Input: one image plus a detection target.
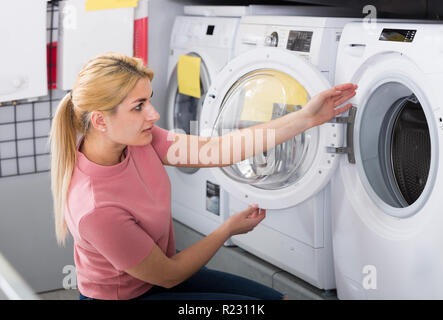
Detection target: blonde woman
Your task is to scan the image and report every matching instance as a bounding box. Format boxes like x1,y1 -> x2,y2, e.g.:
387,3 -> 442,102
50,52 -> 356,300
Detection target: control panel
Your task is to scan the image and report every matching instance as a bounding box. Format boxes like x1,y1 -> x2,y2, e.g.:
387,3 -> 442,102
258,26 -> 316,62
238,25 -> 316,60
236,22 -> 343,84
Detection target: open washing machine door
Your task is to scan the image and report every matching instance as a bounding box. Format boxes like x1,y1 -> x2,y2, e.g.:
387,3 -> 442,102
166,52 -> 211,174
200,47 -> 342,210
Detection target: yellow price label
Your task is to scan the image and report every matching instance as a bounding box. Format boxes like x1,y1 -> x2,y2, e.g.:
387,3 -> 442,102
177,55 -> 201,99
85,0 -> 138,11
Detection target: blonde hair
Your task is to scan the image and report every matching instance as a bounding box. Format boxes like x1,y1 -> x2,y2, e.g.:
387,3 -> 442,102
50,52 -> 154,246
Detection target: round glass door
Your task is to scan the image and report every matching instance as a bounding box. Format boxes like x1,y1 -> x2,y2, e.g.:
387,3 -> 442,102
213,69 -> 314,190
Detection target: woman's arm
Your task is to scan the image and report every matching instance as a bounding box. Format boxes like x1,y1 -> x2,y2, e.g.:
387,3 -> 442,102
162,83 -> 357,168
125,205 -> 265,288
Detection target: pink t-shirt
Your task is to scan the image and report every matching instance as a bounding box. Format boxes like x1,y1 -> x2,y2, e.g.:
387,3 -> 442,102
65,125 -> 175,300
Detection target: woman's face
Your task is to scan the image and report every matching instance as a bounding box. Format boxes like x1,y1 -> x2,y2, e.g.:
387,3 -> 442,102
105,77 -> 160,146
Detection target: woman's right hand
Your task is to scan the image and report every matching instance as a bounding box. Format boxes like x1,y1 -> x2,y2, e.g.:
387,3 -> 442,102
223,204 -> 266,237
300,83 -> 357,128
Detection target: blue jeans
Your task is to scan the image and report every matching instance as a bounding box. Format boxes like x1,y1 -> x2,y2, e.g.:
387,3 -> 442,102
79,267 -> 284,300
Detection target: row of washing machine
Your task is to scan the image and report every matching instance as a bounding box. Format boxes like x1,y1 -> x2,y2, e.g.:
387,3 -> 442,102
164,6 -> 443,299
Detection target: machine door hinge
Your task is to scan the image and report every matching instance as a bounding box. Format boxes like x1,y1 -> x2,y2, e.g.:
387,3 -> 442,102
326,106 -> 356,164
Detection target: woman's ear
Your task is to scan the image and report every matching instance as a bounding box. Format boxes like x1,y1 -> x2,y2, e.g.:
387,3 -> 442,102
90,111 -> 107,132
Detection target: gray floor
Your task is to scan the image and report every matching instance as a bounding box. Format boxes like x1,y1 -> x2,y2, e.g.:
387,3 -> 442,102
38,288 -> 79,300
38,219 -> 336,300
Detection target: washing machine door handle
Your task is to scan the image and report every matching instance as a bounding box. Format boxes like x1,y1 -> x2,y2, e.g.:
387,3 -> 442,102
326,106 -> 357,164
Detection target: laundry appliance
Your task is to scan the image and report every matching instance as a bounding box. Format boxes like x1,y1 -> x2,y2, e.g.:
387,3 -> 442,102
165,6 -> 359,244
199,16 -> 358,289
331,21 -> 443,299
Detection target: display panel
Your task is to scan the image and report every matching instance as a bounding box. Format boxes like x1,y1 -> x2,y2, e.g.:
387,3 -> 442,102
379,28 -> 416,42
286,30 -> 313,52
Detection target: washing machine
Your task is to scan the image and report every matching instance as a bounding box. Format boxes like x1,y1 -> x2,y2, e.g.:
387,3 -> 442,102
165,12 -> 242,244
165,6 -> 350,244
331,21 -> 443,299
199,16 -> 358,290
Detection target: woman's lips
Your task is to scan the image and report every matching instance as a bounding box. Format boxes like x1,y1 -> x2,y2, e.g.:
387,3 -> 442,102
142,127 -> 152,134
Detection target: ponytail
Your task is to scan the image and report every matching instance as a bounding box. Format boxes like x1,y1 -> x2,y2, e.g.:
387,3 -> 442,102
50,93 -> 78,246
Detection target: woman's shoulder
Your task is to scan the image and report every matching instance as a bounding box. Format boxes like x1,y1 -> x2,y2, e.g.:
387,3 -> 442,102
67,168 -> 95,219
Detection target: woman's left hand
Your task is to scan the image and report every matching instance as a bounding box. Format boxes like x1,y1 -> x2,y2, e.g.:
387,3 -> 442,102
301,83 -> 357,128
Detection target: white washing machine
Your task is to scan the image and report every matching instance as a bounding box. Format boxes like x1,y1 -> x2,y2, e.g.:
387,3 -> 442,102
199,16 -> 358,290
164,5 -> 347,244
165,13 -> 241,244
332,21 -> 443,299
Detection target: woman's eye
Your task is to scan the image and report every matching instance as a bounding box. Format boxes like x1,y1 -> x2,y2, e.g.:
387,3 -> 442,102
134,103 -> 143,111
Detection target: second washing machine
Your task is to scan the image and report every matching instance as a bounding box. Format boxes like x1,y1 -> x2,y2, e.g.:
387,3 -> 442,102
199,16 -> 358,290
165,5 -> 350,245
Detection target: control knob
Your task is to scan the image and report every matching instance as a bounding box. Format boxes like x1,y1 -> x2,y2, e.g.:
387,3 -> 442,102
264,32 -> 279,47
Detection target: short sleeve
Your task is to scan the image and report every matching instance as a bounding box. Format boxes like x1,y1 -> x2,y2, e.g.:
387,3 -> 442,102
150,125 -> 175,160
78,207 -> 155,271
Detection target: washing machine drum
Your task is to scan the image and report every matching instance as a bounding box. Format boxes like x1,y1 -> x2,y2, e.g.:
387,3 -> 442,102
361,86 -> 431,209
389,97 -> 430,205
174,89 -> 203,135
212,69 -> 312,190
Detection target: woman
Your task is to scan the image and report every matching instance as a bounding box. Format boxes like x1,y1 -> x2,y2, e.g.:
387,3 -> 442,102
50,52 -> 356,300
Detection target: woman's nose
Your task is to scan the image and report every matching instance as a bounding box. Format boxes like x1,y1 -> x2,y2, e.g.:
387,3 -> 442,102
145,105 -> 160,122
